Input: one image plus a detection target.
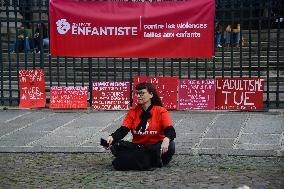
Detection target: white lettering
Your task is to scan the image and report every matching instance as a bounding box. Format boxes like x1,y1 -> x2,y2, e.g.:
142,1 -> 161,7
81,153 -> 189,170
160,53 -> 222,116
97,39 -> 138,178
71,25 -> 138,36
222,91 -> 231,105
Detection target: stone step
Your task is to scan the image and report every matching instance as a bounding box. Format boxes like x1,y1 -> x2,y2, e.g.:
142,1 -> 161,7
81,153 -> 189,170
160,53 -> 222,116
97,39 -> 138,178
0,50 -> 281,58
1,81 -> 283,99
1,90 -> 283,108
1,58 -> 283,66
2,77 -> 282,85
1,53 -> 283,63
1,53 -> 283,60
1,39 -> 283,49
1,62 -> 283,74
2,70 -> 283,83
1,63 -> 283,76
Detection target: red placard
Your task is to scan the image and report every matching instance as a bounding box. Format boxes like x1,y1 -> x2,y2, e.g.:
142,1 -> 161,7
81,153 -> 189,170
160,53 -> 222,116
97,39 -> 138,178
50,86 -> 88,109
133,76 -> 178,110
215,78 -> 264,110
50,0 -> 215,58
19,69 -> 46,108
92,82 -> 130,110
178,79 -> 215,110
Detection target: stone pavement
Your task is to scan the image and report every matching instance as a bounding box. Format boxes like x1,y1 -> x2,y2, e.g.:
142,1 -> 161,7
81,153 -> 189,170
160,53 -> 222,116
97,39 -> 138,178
1,153 -> 283,188
0,108 -> 283,157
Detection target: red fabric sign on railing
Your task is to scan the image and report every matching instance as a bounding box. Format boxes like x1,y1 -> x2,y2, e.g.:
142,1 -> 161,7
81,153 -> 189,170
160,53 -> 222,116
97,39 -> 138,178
50,86 -> 88,109
19,69 -> 46,108
92,82 -> 130,110
215,78 -> 264,110
50,0 -> 215,58
178,79 -> 215,110
133,76 -> 178,110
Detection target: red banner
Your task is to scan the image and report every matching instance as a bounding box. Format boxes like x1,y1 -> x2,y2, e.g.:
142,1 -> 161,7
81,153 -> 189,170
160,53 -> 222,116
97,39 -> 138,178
19,69 -> 46,108
50,0 -> 215,58
92,82 -> 130,110
133,76 -> 178,110
178,79 -> 215,110
50,86 -> 88,109
215,78 -> 264,110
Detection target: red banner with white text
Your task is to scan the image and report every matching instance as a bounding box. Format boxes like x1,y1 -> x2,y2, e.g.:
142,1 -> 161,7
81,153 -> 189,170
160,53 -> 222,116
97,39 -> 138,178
50,0 -> 215,58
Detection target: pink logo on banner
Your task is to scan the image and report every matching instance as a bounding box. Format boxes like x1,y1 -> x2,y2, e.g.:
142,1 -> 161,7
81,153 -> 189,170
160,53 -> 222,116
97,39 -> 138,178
92,82 -> 130,110
50,86 -> 88,109
19,69 -> 46,108
178,79 -> 215,110
133,76 -> 178,110
215,78 -> 264,110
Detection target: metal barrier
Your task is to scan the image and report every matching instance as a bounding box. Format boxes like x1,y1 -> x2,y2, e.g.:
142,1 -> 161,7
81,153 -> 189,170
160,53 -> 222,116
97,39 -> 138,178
0,0 -> 283,108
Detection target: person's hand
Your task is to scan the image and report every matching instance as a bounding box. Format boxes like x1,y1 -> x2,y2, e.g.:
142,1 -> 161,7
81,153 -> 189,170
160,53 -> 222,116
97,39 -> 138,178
161,137 -> 170,155
106,136 -> 114,147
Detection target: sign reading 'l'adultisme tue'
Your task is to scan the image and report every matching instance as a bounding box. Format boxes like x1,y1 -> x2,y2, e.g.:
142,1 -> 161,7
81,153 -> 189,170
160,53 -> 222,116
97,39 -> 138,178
215,78 -> 264,110
50,0 -> 215,58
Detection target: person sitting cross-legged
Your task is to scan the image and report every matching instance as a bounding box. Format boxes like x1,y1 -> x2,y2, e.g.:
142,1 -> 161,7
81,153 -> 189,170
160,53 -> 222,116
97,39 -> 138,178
104,82 -> 176,171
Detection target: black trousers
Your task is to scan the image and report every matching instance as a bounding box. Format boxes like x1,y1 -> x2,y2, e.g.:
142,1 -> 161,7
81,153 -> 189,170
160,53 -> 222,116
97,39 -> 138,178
111,140 -> 175,171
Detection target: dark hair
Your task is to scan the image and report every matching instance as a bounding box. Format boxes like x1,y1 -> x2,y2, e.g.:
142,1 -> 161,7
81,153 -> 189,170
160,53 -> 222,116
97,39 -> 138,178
135,82 -> 163,107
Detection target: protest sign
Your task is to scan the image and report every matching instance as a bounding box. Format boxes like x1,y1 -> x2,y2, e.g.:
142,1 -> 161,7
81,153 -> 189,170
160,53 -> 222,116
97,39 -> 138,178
50,86 -> 88,109
19,69 -> 46,108
178,79 -> 215,110
215,78 -> 264,110
133,76 -> 178,110
92,82 -> 130,110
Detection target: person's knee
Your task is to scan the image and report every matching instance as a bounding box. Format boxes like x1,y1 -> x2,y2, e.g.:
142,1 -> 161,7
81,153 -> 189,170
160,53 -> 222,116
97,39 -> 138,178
112,152 -> 151,171
112,157 -> 127,171
168,140 -> 175,154
43,38 -> 49,46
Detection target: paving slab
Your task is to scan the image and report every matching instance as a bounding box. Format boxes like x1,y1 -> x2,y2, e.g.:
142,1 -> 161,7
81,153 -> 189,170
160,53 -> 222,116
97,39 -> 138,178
176,114 -> 216,134
239,133 -> 281,145
0,109 -> 283,157
0,111 -> 51,136
205,114 -> 248,138
243,114 -> 284,134
0,110 -> 31,123
236,143 -> 281,151
199,138 -> 235,149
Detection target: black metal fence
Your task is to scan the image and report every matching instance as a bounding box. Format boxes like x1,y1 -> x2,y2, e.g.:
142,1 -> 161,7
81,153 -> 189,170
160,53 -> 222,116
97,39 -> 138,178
0,0 -> 284,108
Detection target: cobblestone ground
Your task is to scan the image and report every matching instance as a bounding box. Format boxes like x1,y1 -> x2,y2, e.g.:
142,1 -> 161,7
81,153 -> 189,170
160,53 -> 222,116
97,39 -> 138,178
0,153 -> 283,189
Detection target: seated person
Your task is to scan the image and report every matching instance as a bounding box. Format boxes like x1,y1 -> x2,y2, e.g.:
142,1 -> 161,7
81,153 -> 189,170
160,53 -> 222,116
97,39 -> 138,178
233,23 -> 241,47
225,23 -> 241,47
33,23 -> 49,53
215,21 -> 223,48
11,24 -> 32,53
225,24 -> 232,47
104,82 -> 176,171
